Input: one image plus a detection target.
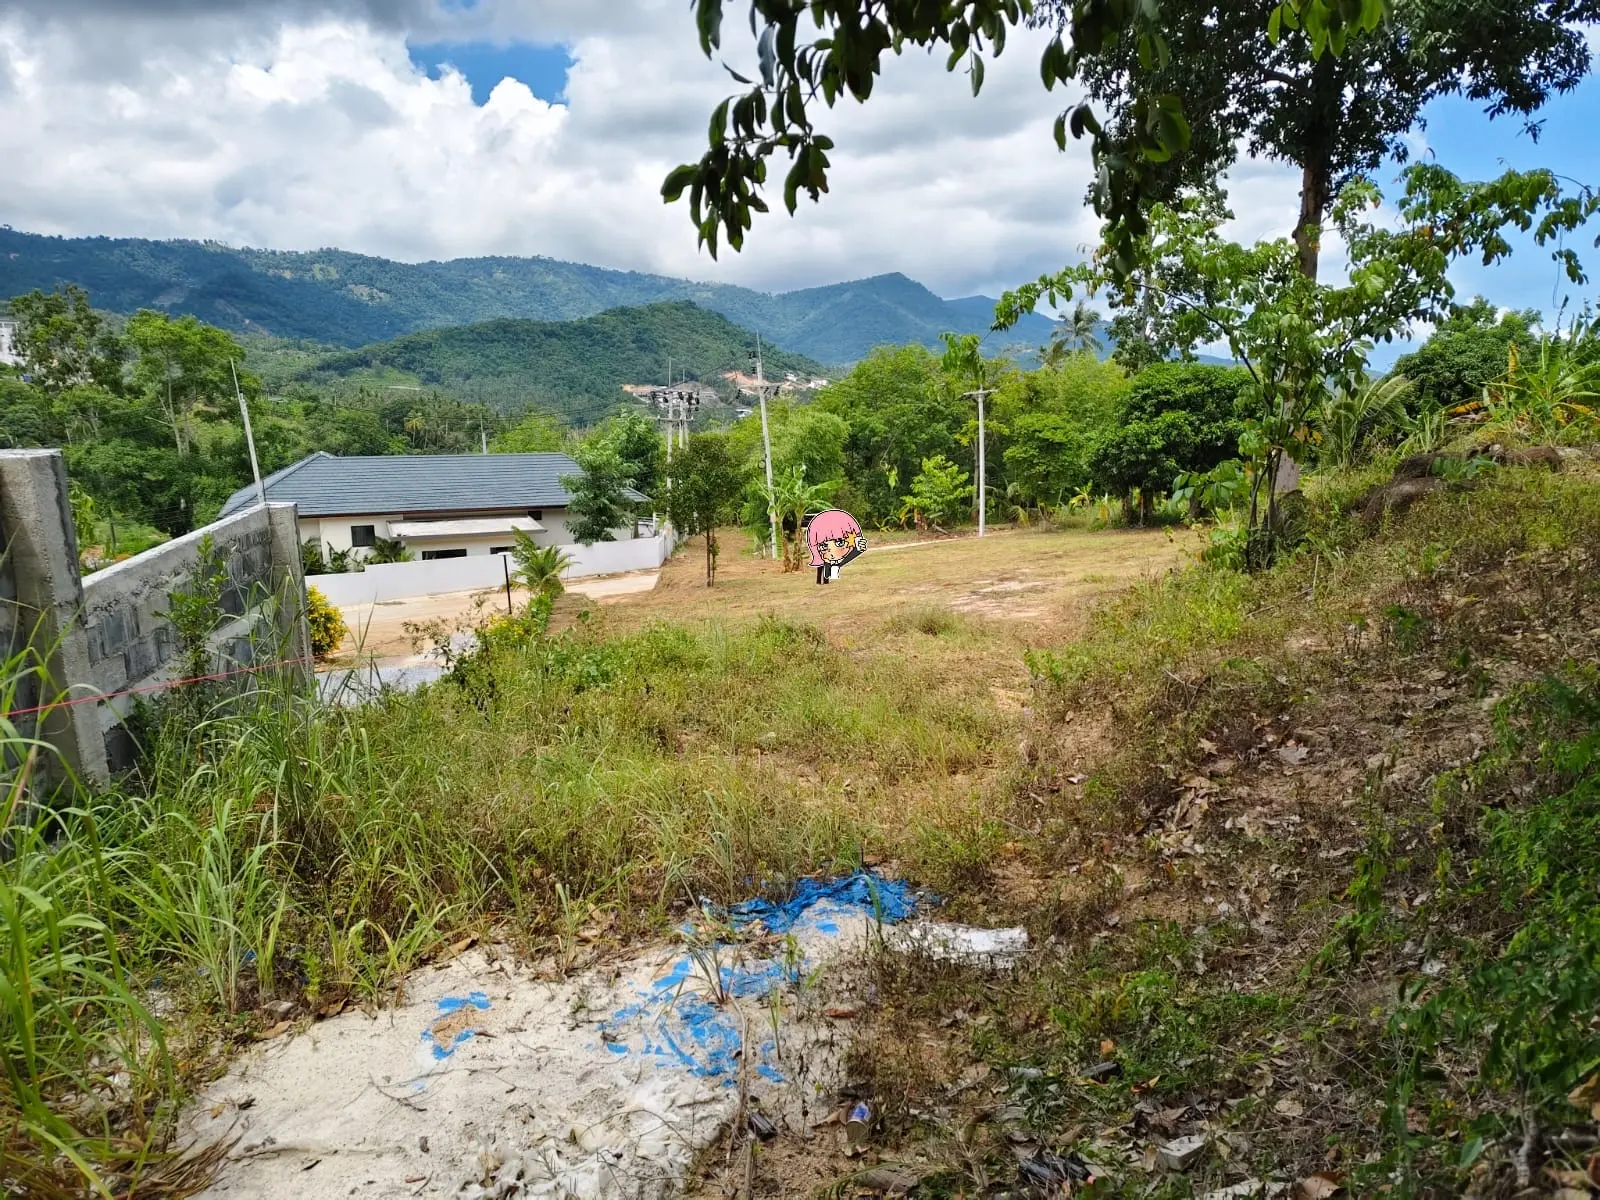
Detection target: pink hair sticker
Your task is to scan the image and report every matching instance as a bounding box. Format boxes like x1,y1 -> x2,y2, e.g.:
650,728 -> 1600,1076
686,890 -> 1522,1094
805,509 -> 866,583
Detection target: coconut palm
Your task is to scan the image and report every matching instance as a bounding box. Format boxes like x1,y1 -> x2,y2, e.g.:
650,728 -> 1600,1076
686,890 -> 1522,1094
1040,301 -> 1104,367
510,531 -> 574,597
1318,374 -> 1414,467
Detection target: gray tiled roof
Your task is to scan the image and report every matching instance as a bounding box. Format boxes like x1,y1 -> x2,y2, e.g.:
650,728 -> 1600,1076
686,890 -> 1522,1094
219,451 -> 648,518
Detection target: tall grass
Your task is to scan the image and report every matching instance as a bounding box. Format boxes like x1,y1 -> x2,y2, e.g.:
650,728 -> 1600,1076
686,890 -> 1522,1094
2,605 -> 1011,1192
0,649 -> 172,1197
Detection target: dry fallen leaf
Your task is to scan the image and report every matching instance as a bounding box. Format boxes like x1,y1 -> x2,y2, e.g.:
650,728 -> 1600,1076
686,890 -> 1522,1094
1274,1097 -> 1305,1118
1296,1172 -> 1341,1199
1276,745 -> 1310,766
1568,1073 -> 1600,1112
254,1020 -> 293,1041
1546,1167 -> 1593,1190
448,934 -> 477,956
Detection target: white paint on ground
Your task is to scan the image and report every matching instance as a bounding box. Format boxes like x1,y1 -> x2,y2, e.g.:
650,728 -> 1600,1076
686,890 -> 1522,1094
886,922 -> 1030,969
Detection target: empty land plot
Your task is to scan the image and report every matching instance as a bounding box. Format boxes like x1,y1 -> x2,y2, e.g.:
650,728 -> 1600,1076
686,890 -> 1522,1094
581,525 -> 1192,645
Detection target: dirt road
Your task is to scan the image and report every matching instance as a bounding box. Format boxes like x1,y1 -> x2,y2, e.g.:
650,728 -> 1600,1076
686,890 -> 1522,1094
333,570 -> 659,662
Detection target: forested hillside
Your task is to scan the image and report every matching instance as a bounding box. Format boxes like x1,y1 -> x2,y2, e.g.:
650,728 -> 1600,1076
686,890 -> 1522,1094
0,227 -> 1059,361
296,301 -> 828,425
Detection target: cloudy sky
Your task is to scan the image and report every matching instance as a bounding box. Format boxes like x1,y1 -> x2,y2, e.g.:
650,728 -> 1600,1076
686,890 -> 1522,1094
0,0 -> 1595,318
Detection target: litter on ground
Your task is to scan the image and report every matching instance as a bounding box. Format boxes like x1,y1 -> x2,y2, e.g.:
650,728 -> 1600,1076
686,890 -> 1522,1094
183,872 -> 962,1200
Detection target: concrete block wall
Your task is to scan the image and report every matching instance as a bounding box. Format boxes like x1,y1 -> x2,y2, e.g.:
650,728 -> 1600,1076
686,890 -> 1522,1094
0,450 -> 311,786
82,504 -> 310,772
0,450 -> 102,784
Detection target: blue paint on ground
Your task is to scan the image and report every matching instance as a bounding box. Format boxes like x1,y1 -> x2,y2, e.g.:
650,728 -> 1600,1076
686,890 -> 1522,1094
421,991 -> 492,1061
597,872 -> 918,1084
728,873 -> 917,935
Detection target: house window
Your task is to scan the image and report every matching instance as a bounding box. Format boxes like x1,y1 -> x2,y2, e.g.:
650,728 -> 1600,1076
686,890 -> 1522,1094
350,524 -> 376,548
490,546 -> 514,556
527,509 -> 543,521
421,548 -> 468,561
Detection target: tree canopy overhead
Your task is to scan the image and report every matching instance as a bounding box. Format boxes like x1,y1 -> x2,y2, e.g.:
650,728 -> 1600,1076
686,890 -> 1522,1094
1037,0 -> 1600,277
666,0 -> 1389,275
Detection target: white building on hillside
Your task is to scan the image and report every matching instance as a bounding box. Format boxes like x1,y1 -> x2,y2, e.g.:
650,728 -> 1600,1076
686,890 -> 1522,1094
0,319 -> 20,367
219,451 -> 650,564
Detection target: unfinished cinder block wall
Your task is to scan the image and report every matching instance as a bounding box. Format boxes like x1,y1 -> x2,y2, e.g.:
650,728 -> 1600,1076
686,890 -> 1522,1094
0,449 -> 311,786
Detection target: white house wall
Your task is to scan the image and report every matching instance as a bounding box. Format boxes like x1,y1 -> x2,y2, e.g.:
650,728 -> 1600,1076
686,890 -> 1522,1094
307,535 -> 671,606
303,509 -> 602,562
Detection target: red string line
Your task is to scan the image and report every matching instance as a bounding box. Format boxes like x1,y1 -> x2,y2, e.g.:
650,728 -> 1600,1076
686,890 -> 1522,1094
3,656 -> 317,719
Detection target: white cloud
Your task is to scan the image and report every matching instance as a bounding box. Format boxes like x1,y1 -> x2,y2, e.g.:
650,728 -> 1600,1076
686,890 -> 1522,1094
0,1 -> 1122,299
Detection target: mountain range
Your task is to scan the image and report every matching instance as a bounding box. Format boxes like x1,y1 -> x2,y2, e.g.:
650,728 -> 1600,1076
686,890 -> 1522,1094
0,227 -> 1059,365
276,301 -> 830,426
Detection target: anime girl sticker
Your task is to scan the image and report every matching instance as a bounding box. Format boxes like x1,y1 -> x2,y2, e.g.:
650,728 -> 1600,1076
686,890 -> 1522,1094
806,509 -> 867,584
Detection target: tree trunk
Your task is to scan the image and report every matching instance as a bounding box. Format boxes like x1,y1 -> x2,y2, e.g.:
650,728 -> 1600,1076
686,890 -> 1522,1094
704,529 -> 715,586
1293,54 -> 1338,281
1294,159 -> 1330,280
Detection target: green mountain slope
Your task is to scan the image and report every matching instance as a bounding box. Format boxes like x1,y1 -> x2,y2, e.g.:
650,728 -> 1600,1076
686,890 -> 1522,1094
295,301 -> 827,425
0,228 -> 1059,363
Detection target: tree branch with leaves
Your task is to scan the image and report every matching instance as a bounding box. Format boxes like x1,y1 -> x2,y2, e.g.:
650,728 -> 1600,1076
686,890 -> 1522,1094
665,0 -> 1388,277
996,162 -> 1599,564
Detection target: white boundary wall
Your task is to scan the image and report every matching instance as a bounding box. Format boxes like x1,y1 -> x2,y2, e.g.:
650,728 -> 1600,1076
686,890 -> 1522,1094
308,536 -> 671,607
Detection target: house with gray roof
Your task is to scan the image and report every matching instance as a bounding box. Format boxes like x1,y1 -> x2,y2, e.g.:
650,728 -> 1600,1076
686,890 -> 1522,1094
220,451 -> 649,564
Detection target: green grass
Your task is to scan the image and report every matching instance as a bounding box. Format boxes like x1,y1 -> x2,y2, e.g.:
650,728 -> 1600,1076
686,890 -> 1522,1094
1,605 -> 1014,1193
1333,671 -> 1600,1193
11,461 -> 1600,1195
942,461 -> 1600,1195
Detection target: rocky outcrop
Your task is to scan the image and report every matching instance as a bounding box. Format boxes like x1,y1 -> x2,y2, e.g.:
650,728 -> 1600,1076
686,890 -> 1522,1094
1355,444 -> 1569,526
1360,475 -> 1447,525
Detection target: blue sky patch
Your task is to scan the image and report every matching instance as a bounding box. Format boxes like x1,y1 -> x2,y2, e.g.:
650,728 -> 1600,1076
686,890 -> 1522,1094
408,40 -> 573,106
1393,79 -> 1600,326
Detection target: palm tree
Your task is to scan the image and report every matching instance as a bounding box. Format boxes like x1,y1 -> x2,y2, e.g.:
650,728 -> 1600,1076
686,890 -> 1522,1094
770,465 -> 837,571
1318,374 -> 1414,467
510,530 -> 574,597
1041,301 -> 1104,367
365,535 -> 413,564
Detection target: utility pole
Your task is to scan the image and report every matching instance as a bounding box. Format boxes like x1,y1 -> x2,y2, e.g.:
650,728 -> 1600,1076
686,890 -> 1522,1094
664,356 -> 674,458
752,336 -> 777,559
961,388 -> 993,537
232,360 -> 266,509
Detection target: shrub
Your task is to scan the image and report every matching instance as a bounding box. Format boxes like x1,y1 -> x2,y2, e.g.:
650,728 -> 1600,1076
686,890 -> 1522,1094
1089,362 -> 1252,518
510,532 -> 573,597
306,585 -> 348,659
900,454 -> 973,528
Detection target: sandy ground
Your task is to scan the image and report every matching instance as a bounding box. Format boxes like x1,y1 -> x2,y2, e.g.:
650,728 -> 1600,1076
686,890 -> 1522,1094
334,571 -> 659,664
182,883 -> 1021,1200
